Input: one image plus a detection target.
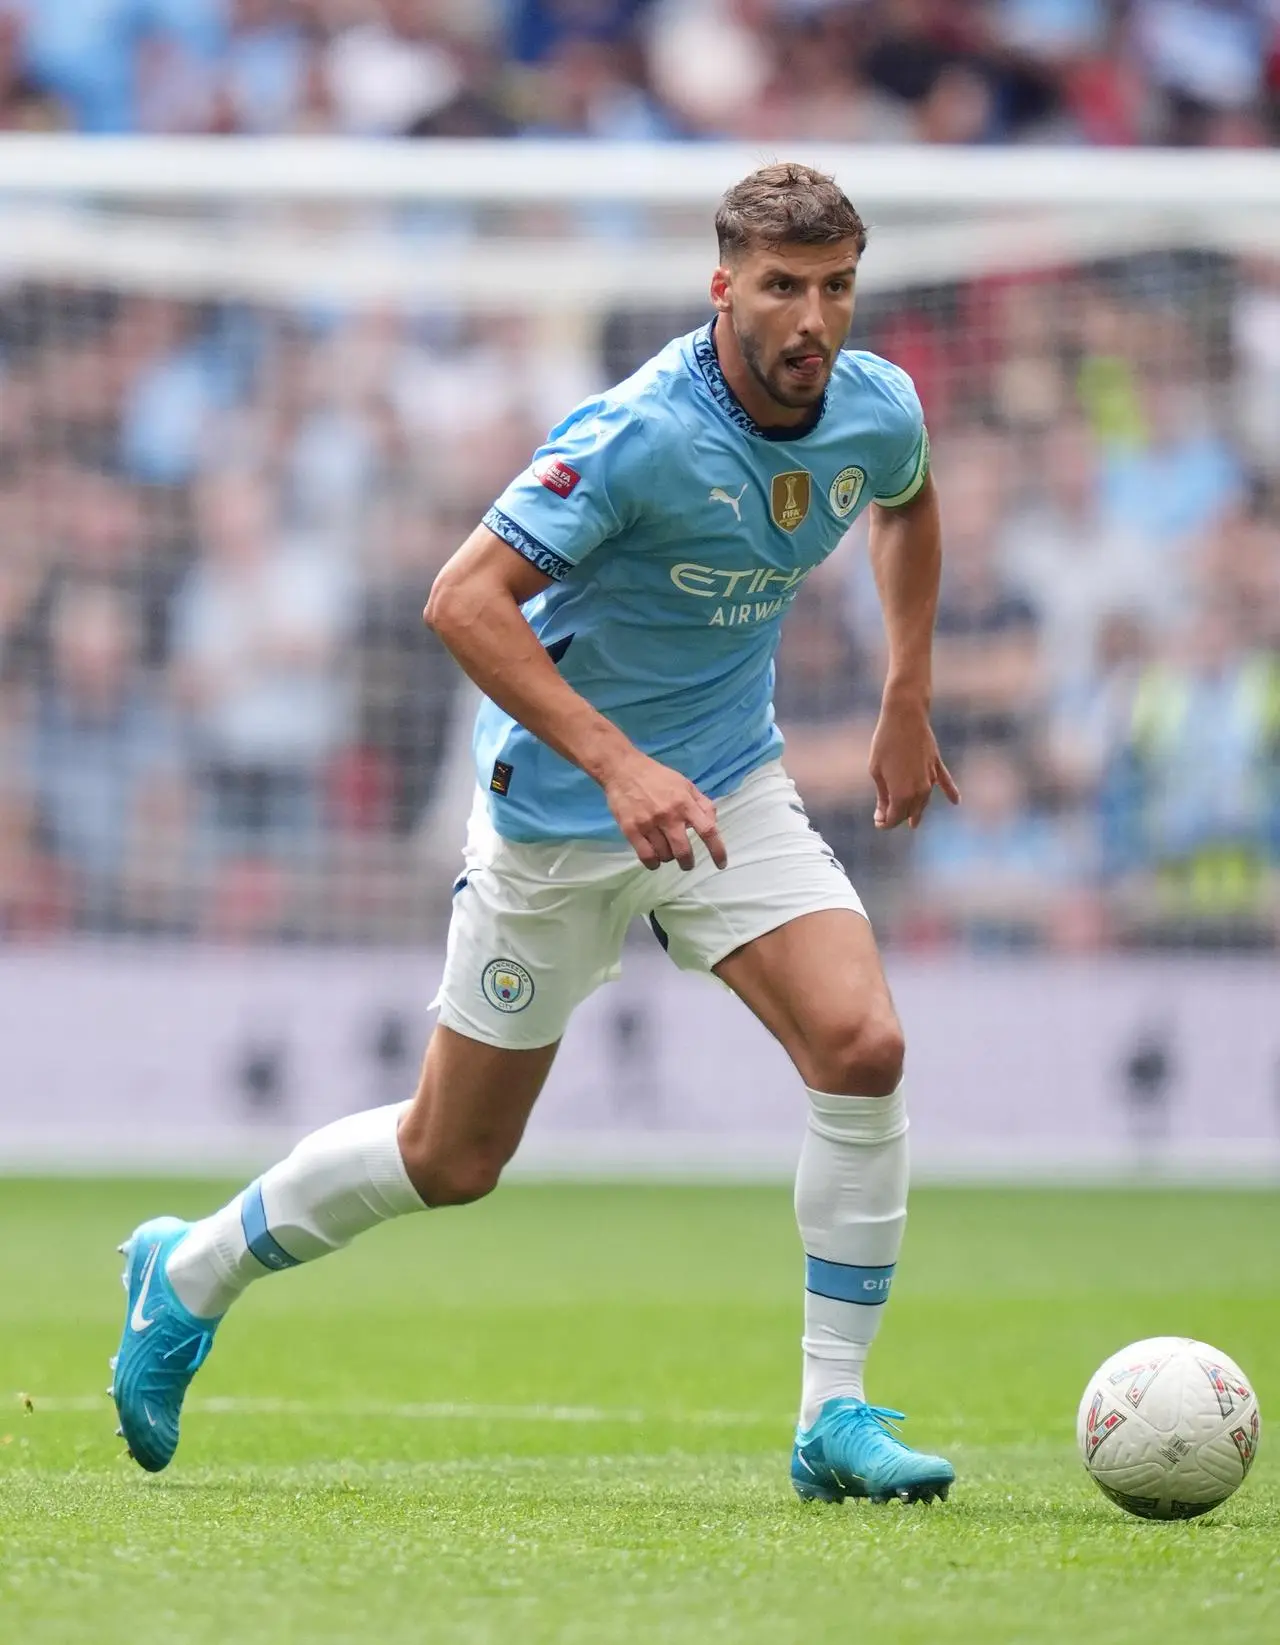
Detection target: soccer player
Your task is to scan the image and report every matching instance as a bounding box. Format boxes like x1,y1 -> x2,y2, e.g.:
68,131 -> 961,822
111,162 -> 960,1504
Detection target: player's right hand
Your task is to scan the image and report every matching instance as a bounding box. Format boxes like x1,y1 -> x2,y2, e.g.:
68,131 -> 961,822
602,753 -> 728,872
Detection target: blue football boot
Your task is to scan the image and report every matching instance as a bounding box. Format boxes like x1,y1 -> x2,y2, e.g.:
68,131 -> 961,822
792,1398 -> 955,1505
109,1217 -> 220,1472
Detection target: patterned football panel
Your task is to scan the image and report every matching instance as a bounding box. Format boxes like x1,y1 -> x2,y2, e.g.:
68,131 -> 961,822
1230,1408 -> 1263,1477
1175,1427 -> 1249,1501
1104,1344 -> 1184,1433
1082,1403 -> 1172,1492
1172,1340 -> 1257,1501
1096,1482 -> 1218,1521
1084,1406 -> 1239,1503
1185,1340 -> 1256,1421
1164,1499 -> 1223,1519
1096,1481 -> 1164,1519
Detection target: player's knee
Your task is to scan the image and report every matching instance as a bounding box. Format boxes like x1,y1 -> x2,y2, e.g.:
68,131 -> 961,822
808,1015 -> 904,1098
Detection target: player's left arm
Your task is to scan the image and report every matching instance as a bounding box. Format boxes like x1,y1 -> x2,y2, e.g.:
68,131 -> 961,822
866,472 -> 961,830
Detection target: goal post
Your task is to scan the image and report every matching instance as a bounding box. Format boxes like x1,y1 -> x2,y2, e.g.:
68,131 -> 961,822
0,137 -> 1278,306
0,137 -> 1276,1176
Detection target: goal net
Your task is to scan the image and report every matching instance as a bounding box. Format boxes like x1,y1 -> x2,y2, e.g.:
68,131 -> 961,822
0,138 -> 1276,1172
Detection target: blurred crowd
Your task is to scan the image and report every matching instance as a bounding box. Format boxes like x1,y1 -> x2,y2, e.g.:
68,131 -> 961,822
0,2 -> 1277,952
0,247 -> 1278,951
779,260 -> 1280,952
1,0 -> 1280,148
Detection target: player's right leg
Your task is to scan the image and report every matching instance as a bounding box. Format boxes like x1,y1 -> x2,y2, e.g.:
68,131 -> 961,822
111,813 -> 635,1471
111,1027 -> 556,1471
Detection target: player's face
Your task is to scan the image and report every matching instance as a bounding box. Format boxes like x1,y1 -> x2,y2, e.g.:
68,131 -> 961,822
717,240 -> 860,412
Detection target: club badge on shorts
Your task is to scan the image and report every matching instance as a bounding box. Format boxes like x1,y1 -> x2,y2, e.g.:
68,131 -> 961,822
770,470 -> 811,533
482,958 -> 535,1013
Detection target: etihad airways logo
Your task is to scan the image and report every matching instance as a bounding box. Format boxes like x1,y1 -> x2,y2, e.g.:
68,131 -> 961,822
670,562 -> 809,599
669,560 -> 811,627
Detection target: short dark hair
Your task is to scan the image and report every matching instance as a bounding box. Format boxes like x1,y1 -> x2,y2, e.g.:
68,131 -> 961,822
715,162 -> 868,261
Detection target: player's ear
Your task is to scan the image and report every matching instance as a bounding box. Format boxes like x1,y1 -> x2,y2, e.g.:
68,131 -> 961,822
710,264 -> 732,313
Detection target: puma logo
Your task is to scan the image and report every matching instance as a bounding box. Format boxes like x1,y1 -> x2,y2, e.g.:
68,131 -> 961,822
709,484 -> 747,523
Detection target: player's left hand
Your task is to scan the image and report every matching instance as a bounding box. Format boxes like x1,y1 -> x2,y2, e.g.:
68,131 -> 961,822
869,696 -> 960,830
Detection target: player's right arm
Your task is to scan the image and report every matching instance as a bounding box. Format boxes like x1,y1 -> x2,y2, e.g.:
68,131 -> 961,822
425,523 -> 727,873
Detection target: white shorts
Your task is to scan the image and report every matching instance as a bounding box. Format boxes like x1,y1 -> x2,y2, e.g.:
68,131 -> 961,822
433,761 -> 868,1050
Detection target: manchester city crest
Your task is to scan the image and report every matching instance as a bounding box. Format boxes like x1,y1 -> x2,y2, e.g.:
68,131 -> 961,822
828,465 -> 866,519
482,958 -> 534,1013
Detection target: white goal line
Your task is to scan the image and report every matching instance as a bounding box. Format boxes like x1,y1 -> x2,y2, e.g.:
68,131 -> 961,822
17,1394 -> 784,1428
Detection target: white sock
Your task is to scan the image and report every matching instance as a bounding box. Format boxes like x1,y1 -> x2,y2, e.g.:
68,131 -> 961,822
794,1083 -> 909,1428
166,1101 -> 425,1319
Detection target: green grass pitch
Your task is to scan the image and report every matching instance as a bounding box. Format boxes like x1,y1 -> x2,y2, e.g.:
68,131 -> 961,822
1,1180 -> 1276,1644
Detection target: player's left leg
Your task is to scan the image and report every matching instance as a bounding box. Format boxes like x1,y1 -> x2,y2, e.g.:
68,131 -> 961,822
649,762 -> 953,1504
715,908 -> 907,1407
714,909 -> 950,1503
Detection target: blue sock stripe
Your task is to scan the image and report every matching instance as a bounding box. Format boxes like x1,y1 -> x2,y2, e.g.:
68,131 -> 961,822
240,1180 -> 301,1272
805,1255 -> 895,1306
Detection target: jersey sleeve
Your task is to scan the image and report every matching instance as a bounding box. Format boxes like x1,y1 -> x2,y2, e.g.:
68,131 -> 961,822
870,363 -> 931,508
482,399 -> 649,581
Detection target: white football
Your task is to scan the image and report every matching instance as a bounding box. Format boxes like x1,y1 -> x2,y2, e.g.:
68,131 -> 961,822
1078,1336 -> 1261,1519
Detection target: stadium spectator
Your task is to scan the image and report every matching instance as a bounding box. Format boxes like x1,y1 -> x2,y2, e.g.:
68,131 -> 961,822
47,468 -> 157,624
0,489 -> 45,682
322,0 -> 469,135
1130,0 -> 1269,145
741,12 -> 914,144
1100,371 -> 1245,549
507,0 -> 651,65
996,0 -> 1111,61
0,679 -> 52,935
1110,604 -> 1280,946
352,493 -> 466,838
1186,507 -> 1280,652
1232,255 -> 1280,485
1055,16 -> 1149,145
171,465 -> 353,872
0,783 -> 70,935
1001,414 -> 1180,689
8,0 -> 221,133
25,581 -> 186,930
912,740 -> 1097,950
643,0 -> 771,136
772,573 -> 895,920
117,299 -> 225,487
273,315 -> 394,534
1043,610 -> 1150,811
926,428 -> 1045,761
1,0 -> 1278,147
0,8 -> 65,130
522,35 -> 674,139
135,29 -> 222,134
221,0 -> 311,135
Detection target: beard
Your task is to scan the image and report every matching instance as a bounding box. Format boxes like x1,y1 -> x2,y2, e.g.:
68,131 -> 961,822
735,318 -> 831,410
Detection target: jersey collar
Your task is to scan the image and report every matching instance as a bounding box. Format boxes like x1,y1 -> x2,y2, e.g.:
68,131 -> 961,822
692,319 -> 827,443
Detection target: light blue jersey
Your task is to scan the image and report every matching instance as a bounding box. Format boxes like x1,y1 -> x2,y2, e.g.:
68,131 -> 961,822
476,320 -> 929,842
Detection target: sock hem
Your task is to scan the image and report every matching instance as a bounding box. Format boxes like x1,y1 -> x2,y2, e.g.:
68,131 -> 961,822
364,1102 -> 427,1215
805,1084 -> 907,1144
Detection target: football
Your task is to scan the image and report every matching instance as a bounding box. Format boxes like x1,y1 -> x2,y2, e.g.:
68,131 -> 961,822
1078,1337 -> 1261,1519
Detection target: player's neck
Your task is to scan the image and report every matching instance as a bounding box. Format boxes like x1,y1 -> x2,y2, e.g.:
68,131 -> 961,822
711,316 -> 818,435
